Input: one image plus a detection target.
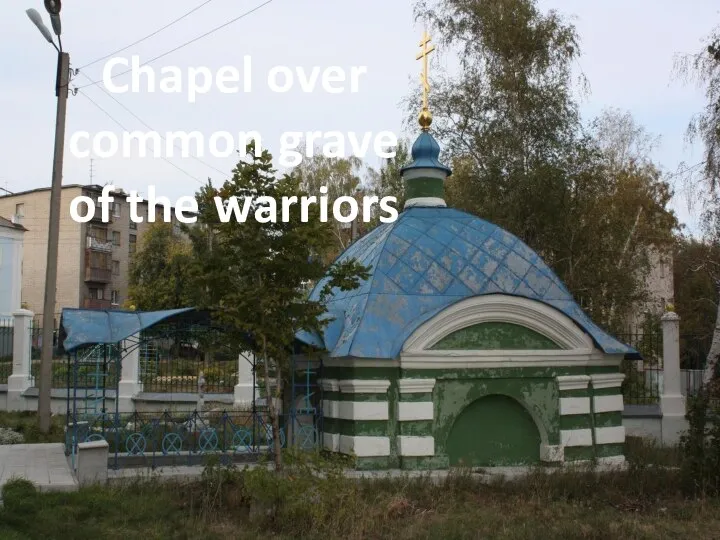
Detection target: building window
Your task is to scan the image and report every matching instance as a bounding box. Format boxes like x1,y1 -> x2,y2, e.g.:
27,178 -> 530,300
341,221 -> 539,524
88,250 -> 111,270
111,290 -> 120,305
89,287 -> 104,300
129,217 -> 137,230
88,225 -> 108,242
129,234 -> 137,255
112,260 -> 120,276
15,203 -> 24,217
112,231 -> 121,246
113,202 -> 121,218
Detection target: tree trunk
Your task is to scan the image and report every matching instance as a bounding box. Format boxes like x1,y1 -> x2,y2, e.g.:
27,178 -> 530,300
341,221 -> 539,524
261,334 -> 283,471
703,281 -> 720,384
272,362 -> 284,470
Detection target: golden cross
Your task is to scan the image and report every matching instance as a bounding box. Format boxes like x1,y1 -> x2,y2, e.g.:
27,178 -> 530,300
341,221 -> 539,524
416,30 -> 435,112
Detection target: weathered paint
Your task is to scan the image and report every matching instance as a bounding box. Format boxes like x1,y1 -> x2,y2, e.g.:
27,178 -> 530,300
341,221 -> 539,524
319,363 -> 625,468
445,394 -> 542,466
404,176 -> 445,200
315,307 -> 625,469
433,377 -> 559,462
431,321 -> 560,350
298,207 -> 637,359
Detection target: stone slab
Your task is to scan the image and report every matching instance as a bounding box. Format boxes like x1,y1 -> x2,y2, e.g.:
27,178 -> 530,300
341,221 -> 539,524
0,443 -> 78,494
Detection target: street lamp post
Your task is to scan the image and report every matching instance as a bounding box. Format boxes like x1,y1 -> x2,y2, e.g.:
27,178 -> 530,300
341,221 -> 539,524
27,1 -> 69,433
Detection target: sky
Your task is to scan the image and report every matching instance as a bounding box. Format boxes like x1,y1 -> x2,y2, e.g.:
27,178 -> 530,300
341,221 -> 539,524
0,0 -> 718,234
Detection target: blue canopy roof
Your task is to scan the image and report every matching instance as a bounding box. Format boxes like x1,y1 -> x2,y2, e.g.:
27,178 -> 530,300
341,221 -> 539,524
297,207 -> 634,358
60,308 -> 195,352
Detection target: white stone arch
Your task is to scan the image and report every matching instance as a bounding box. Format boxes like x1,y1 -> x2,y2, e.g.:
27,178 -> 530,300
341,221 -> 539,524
400,294 -> 614,369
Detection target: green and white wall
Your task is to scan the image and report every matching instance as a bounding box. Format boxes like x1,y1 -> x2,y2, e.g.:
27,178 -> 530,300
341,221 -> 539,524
318,294 -> 626,469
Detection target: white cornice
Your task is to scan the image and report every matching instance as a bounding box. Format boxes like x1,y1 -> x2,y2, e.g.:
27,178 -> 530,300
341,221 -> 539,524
397,378 -> 436,394
400,349 -> 621,370
323,358 -> 400,368
402,294 -> 595,353
556,375 -> 591,391
590,373 -> 625,389
338,379 -> 391,394
404,197 -> 447,209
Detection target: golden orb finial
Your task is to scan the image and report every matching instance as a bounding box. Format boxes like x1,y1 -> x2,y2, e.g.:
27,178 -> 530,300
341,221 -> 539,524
419,108 -> 433,131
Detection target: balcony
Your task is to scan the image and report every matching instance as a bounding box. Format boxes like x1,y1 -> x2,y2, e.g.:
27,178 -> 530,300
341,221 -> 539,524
88,204 -> 113,224
83,298 -> 112,309
86,236 -> 113,252
84,266 -> 112,283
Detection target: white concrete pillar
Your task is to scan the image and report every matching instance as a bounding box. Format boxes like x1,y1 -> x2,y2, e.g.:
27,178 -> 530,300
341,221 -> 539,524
197,371 -> 206,410
117,336 -> 142,413
660,311 -> 686,445
76,439 -> 109,485
7,309 -> 34,411
234,351 -> 256,408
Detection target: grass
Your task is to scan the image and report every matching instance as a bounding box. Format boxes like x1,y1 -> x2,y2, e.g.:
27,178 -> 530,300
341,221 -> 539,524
0,411 -> 66,444
1,449 -> 719,539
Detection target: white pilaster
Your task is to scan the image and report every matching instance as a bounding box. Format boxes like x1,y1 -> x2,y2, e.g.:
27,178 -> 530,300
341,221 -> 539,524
660,311 -> 686,445
117,336 -> 142,413
234,351 -> 256,407
7,309 -> 34,411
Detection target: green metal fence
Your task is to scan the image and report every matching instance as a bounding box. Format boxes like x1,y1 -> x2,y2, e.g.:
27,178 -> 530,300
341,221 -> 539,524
28,322 -> 68,388
617,330 -> 662,405
138,336 -> 237,394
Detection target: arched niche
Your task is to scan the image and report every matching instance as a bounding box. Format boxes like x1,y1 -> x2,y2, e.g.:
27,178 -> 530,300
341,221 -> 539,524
400,294 -> 607,369
446,394 -> 542,466
430,321 -> 561,350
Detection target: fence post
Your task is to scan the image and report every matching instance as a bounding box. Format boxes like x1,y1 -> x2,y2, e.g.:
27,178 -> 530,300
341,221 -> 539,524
7,309 -> 34,411
660,310 -> 686,445
117,335 -> 142,413
234,352 -> 255,408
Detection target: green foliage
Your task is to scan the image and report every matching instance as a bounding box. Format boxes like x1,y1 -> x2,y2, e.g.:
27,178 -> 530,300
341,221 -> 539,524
190,144 -> 368,469
0,411 -> 65,444
680,383 -> 720,496
192,143 -> 368,360
368,139 -> 410,212
294,154 -> 365,258
677,26 -> 720,191
128,221 -> 196,310
1,479 -> 39,517
625,436 -> 681,469
415,0 -> 677,330
674,236 -> 720,341
2,455 -> 719,539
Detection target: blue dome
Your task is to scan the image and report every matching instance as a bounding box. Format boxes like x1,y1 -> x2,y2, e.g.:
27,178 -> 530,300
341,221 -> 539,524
400,132 -> 452,176
298,207 -> 633,358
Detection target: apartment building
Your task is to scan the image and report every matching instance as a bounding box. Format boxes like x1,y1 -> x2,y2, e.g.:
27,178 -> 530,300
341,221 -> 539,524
0,184 -> 181,316
0,215 -> 26,318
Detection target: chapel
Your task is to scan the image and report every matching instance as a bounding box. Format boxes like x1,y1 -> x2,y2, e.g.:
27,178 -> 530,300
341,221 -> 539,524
295,33 -> 631,470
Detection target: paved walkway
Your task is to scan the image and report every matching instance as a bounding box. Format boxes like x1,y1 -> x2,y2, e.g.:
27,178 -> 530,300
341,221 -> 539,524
0,444 -> 77,493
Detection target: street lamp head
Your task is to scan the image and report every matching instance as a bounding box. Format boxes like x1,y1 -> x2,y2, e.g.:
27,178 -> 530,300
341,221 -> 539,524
49,13 -> 61,36
44,0 -> 61,15
26,8 -> 55,45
